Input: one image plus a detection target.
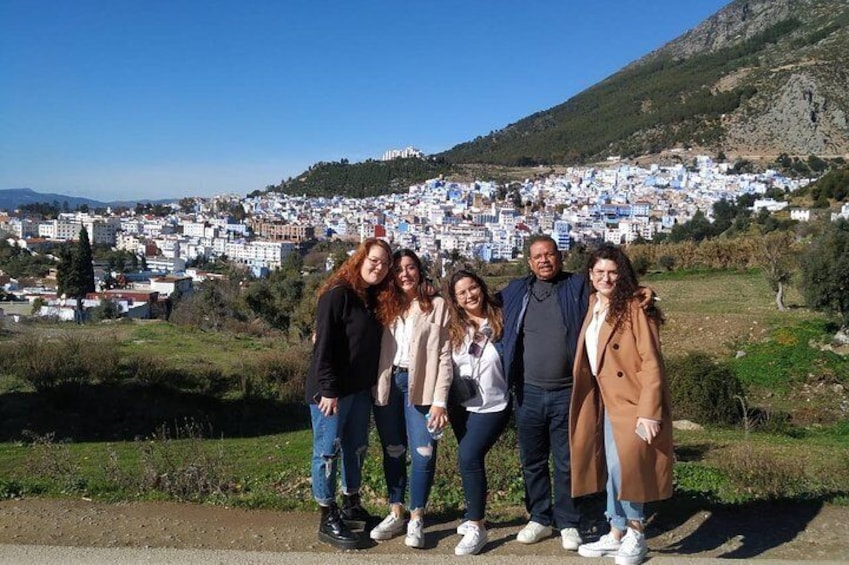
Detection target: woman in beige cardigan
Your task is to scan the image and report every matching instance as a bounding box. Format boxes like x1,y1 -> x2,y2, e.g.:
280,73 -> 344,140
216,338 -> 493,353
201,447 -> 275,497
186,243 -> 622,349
570,244 -> 673,565
369,249 -> 452,549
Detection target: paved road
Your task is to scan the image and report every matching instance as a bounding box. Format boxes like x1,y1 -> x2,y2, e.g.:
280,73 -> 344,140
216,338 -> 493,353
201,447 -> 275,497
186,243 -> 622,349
1,544 -> 846,565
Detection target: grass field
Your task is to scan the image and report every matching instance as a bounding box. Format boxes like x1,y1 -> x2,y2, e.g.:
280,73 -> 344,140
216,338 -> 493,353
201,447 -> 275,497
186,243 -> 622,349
0,268 -> 847,511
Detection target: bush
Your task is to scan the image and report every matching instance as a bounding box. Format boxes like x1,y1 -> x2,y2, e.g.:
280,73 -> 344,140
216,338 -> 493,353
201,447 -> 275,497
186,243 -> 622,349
236,343 -> 312,402
107,419 -> 237,501
667,352 -> 744,425
7,332 -> 121,391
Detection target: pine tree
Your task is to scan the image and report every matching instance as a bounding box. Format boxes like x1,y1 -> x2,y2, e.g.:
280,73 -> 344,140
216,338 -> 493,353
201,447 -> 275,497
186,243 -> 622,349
56,227 -> 96,322
76,226 -> 95,296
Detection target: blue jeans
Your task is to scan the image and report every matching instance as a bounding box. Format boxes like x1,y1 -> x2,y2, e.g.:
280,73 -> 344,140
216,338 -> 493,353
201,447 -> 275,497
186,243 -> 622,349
450,403 -> 511,522
516,383 -> 580,529
604,412 -> 644,531
310,388 -> 372,505
372,369 -> 437,511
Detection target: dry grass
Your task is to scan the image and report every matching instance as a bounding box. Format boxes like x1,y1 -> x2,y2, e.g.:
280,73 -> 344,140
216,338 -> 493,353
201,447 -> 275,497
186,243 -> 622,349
645,269 -> 821,357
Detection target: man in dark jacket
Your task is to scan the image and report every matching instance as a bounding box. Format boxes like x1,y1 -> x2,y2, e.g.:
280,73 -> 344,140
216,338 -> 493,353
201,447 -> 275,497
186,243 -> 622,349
500,235 -> 588,551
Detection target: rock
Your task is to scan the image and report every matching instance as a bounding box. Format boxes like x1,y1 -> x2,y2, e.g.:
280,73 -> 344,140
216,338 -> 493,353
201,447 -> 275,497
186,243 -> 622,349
673,419 -> 704,431
736,350 -> 747,358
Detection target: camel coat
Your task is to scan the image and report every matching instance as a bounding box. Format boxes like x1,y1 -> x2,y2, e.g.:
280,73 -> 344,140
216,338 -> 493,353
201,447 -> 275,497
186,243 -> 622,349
373,296 -> 453,407
569,295 -> 674,502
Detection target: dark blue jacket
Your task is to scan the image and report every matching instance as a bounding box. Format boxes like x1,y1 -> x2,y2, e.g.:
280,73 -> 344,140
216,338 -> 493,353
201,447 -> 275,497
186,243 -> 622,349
499,271 -> 590,388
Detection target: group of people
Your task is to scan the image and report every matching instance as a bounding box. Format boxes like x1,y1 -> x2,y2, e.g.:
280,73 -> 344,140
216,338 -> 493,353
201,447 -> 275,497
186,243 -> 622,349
304,235 -> 673,563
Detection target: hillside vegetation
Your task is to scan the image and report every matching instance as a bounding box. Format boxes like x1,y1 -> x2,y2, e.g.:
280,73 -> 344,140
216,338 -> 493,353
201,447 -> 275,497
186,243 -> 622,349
268,157 -> 457,198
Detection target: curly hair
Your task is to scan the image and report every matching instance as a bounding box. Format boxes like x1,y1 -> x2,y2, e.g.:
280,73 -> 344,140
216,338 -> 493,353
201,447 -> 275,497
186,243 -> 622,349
445,269 -> 503,351
586,243 -> 663,329
318,238 -> 393,307
376,249 -> 434,327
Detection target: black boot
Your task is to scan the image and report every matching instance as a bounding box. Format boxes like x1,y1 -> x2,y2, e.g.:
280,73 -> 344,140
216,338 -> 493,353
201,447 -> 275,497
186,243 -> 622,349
340,492 -> 374,529
318,503 -> 360,549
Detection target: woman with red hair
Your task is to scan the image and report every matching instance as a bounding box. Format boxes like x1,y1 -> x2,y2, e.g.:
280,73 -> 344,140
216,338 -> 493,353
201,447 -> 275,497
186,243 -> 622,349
305,237 -> 393,549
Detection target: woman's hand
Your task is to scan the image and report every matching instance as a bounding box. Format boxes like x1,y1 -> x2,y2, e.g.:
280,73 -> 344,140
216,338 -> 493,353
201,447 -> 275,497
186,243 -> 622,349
636,417 -> 661,444
634,286 -> 656,309
318,396 -> 338,417
427,405 -> 448,431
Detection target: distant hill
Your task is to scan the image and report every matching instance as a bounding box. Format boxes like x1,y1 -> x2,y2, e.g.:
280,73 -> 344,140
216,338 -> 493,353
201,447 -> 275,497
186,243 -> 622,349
0,188 -> 107,213
0,188 -> 176,213
439,0 -> 849,165
269,157 -> 458,198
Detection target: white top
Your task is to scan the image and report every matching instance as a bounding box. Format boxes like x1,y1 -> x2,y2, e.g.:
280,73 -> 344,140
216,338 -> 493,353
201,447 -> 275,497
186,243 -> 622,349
391,310 -> 413,368
584,298 -> 609,377
451,321 -> 509,413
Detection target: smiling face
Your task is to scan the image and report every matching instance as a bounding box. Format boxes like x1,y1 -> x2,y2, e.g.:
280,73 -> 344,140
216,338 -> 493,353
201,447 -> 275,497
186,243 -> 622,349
359,243 -> 390,287
394,255 -> 420,297
453,276 -> 484,318
589,258 -> 619,301
528,239 -> 562,281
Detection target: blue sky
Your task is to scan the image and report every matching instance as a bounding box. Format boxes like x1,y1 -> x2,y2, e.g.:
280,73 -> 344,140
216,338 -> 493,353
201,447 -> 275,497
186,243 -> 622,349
1,0 -> 729,202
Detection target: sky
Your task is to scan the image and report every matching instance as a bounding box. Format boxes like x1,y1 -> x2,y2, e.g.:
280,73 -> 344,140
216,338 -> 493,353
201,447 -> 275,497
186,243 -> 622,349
0,0 -> 731,202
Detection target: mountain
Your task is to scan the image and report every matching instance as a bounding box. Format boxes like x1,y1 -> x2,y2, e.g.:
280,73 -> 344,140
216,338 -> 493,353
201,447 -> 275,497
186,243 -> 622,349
0,188 -> 182,213
438,0 -> 849,166
0,188 -> 108,213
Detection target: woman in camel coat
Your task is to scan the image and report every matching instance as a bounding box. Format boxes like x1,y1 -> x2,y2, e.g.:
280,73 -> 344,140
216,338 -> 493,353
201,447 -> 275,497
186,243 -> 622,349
569,244 -> 673,565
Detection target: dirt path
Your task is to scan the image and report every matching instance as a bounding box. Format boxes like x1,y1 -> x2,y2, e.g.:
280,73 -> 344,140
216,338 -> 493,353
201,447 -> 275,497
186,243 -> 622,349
1,497 -> 847,561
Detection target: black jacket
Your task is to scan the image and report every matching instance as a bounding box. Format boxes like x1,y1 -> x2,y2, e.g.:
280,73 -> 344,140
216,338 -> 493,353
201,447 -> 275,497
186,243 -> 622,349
304,285 -> 383,403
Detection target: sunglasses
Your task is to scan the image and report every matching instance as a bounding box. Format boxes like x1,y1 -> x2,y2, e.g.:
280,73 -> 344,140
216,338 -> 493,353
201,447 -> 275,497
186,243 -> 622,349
468,327 -> 493,358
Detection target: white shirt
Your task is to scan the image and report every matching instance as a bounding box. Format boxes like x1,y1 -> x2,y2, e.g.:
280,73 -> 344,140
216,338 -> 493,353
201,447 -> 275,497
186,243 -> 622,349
391,311 -> 413,368
584,298 -> 609,377
451,321 -> 509,413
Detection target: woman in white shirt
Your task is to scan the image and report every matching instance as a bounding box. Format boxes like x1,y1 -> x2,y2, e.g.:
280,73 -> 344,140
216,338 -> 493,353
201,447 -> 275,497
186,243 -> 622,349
445,269 -> 510,556
370,250 -> 452,548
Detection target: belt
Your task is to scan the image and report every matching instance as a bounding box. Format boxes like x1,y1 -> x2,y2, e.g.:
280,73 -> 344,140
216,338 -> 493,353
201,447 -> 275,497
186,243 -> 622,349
392,365 -> 409,374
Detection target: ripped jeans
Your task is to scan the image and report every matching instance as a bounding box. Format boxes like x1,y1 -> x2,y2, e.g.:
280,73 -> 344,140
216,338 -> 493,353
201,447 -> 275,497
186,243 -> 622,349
310,388 -> 372,506
372,369 -> 437,511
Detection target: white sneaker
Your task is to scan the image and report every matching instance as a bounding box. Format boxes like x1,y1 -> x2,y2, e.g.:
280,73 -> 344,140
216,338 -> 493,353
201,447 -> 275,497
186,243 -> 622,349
456,520 -> 473,535
615,527 -> 647,565
516,520 -> 552,544
561,526 -> 583,550
578,531 -> 621,557
369,512 -> 405,541
404,517 -> 425,548
455,523 -> 488,555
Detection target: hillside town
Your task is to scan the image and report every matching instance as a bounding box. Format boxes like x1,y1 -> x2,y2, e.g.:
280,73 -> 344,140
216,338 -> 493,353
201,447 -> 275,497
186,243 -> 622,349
1,156 -> 847,321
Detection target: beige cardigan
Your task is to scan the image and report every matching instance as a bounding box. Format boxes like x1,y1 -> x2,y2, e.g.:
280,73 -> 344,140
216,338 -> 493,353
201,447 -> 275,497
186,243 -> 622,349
373,296 -> 453,407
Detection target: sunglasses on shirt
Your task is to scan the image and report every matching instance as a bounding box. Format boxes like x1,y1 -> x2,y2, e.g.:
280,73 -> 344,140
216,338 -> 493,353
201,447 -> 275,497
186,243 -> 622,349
468,327 -> 493,358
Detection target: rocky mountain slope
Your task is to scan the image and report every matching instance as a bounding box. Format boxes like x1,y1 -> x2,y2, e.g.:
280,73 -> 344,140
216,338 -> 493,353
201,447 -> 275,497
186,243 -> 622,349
440,0 -> 849,165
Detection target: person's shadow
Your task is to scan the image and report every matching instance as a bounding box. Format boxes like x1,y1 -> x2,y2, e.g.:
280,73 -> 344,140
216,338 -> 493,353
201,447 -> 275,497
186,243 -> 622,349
650,495 -> 825,558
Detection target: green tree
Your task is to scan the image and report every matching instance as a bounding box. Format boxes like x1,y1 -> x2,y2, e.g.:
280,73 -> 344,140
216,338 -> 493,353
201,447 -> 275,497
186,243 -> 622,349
76,227 -> 95,295
244,253 -> 305,332
56,227 -> 96,322
799,219 -> 849,327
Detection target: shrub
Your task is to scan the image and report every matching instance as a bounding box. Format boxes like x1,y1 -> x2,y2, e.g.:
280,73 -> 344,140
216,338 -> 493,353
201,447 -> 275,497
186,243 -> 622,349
659,254 -> 676,271
11,333 -> 89,392
236,343 -> 312,402
107,419 -> 237,502
89,299 -> 122,322
21,431 -> 87,494
667,352 -> 744,425
8,332 -> 121,391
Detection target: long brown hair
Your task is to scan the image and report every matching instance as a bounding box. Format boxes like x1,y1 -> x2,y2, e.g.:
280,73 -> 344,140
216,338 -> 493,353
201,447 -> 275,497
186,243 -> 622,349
586,243 -> 663,330
318,238 -> 393,305
445,269 -> 503,351
376,249 -> 434,326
